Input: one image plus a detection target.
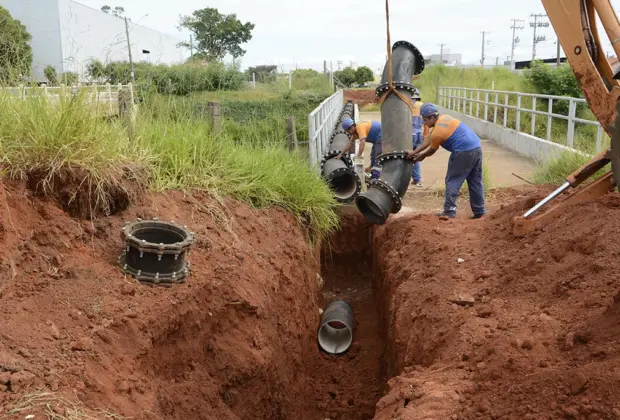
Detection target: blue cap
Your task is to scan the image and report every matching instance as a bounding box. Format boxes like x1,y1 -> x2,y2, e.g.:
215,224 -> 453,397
420,103 -> 439,117
342,118 -> 354,130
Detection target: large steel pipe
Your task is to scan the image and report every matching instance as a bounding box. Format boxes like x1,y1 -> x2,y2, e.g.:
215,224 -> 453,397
319,101 -> 361,203
318,301 -> 354,354
356,41 -> 425,224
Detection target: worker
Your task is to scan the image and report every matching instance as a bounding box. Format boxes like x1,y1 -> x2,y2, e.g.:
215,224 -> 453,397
411,89 -> 429,187
405,103 -> 486,219
337,118 -> 382,179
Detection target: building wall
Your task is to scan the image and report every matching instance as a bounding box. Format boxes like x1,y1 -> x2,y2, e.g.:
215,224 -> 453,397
60,0 -> 186,78
1,0 -> 187,81
2,0 -> 64,80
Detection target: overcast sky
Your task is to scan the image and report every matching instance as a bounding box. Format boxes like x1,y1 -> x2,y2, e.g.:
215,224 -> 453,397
75,0 -> 620,72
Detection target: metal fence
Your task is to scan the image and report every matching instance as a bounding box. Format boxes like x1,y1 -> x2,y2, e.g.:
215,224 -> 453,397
308,89 -> 344,169
438,87 -> 606,152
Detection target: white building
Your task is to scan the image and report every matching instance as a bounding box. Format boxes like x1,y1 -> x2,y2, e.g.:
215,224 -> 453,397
2,0 -> 187,81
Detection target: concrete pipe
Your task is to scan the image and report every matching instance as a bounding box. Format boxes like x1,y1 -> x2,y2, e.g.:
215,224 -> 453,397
356,40 -> 425,225
318,300 -> 354,354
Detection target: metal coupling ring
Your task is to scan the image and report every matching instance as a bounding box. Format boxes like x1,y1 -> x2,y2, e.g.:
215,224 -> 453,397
367,178 -> 403,213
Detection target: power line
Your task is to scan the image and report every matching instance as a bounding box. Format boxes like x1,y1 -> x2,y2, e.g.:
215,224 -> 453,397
510,18 -> 525,70
529,13 -> 550,60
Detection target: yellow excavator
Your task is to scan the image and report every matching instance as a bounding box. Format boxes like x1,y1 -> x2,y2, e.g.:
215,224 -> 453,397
513,0 -> 620,236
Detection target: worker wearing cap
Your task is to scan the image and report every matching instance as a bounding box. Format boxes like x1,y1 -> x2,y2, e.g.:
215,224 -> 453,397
338,118 -> 382,179
406,103 -> 486,219
411,90 -> 429,187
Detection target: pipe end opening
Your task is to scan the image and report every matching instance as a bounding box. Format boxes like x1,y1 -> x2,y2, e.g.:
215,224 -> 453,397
356,194 -> 388,225
328,171 -> 360,201
318,322 -> 353,355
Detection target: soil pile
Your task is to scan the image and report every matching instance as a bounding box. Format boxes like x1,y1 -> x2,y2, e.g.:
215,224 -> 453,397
344,90 -> 378,107
0,179 -> 328,419
373,190 -> 620,419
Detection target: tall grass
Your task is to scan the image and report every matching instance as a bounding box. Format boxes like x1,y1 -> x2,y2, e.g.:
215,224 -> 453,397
0,89 -> 339,243
414,65 -> 532,104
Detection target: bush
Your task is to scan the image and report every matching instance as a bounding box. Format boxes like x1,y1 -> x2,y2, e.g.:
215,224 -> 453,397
44,66 -> 58,86
88,61 -> 245,95
0,6 -> 32,84
524,60 -> 584,115
60,72 -> 78,85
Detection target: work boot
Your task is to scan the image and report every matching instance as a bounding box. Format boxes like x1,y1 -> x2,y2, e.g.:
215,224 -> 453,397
470,214 -> 485,219
436,211 -> 455,220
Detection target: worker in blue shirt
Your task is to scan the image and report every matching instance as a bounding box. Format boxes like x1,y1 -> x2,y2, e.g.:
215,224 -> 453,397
338,118 -> 382,179
405,103 -> 486,219
410,89 -> 429,187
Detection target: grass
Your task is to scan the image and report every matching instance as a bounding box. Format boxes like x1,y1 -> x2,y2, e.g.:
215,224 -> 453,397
0,88 -> 339,243
530,150 -> 604,185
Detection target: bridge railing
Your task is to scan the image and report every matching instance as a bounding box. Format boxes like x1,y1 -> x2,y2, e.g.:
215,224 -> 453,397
308,90 -> 344,170
438,86 -> 606,153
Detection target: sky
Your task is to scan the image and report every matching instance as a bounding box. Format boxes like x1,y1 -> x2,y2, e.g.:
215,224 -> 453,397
75,0 -> 620,72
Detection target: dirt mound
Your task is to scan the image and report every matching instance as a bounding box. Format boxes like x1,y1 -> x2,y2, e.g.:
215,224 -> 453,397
344,90 -> 378,107
0,179 -> 333,419
373,189 -> 620,419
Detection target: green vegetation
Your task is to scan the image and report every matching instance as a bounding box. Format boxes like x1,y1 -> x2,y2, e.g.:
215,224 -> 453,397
0,87 -> 338,243
0,6 -> 32,84
529,151 -> 607,185
179,8 -> 255,61
334,66 -> 375,88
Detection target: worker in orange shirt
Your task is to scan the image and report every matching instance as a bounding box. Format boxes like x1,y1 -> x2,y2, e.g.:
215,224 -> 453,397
405,103 -> 486,219
337,118 -> 382,179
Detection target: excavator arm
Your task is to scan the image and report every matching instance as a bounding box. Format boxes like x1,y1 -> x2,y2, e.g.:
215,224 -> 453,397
513,0 -> 620,236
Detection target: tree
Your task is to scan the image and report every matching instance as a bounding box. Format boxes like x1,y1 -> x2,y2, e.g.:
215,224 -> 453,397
101,5 -> 125,18
0,6 -> 32,83
246,65 -> 277,83
525,60 -> 583,115
44,65 -> 58,85
179,8 -> 255,61
355,66 -> 374,86
334,67 -> 356,87
86,59 -> 106,81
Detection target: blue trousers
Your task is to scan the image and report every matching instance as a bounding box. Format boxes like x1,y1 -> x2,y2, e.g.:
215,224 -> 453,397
412,132 -> 422,182
370,142 -> 382,179
444,147 -> 486,217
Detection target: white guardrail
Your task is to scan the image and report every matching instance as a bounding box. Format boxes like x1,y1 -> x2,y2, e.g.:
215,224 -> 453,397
438,87 -> 606,152
308,89 -> 344,170
1,83 -> 134,105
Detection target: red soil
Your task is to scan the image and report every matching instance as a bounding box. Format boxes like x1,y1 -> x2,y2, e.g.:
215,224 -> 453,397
344,90 -> 379,107
373,189 -> 620,419
4,173 -> 620,420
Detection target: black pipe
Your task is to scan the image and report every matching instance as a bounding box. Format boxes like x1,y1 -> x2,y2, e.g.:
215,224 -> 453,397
329,133 -> 351,152
356,41 -> 424,224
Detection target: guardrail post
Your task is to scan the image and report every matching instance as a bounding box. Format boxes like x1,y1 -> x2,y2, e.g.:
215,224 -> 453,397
567,99 -> 576,148
484,91 -> 489,121
547,99 -> 553,141
516,94 -> 521,131
596,125 -> 603,152
531,97 -> 537,136
207,101 -> 222,136
106,83 -> 112,115
469,90 -> 473,116
494,92 -> 499,124
308,114 -> 316,168
286,117 -> 298,151
503,93 -> 509,127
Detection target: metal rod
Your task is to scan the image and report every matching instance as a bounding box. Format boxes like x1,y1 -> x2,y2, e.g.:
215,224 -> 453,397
523,181 -> 570,218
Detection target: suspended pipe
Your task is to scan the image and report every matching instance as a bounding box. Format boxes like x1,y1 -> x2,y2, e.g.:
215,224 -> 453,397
319,101 -> 361,203
317,300 -> 354,354
356,40 -> 425,224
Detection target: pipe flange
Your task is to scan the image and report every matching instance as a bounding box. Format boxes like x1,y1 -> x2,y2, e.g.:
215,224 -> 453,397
376,151 -> 410,166
375,82 -> 417,98
327,168 -> 362,204
392,40 -> 426,75
320,150 -> 353,169
368,178 -> 402,213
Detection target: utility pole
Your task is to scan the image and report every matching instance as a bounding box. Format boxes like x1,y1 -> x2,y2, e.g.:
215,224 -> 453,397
510,18 -> 525,70
439,43 -> 447,64
190,34 -> 194,59
124,17 -> 135,83
480,31 -> 487,67
556,37 -> 561,66
529,13 -> 549,60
